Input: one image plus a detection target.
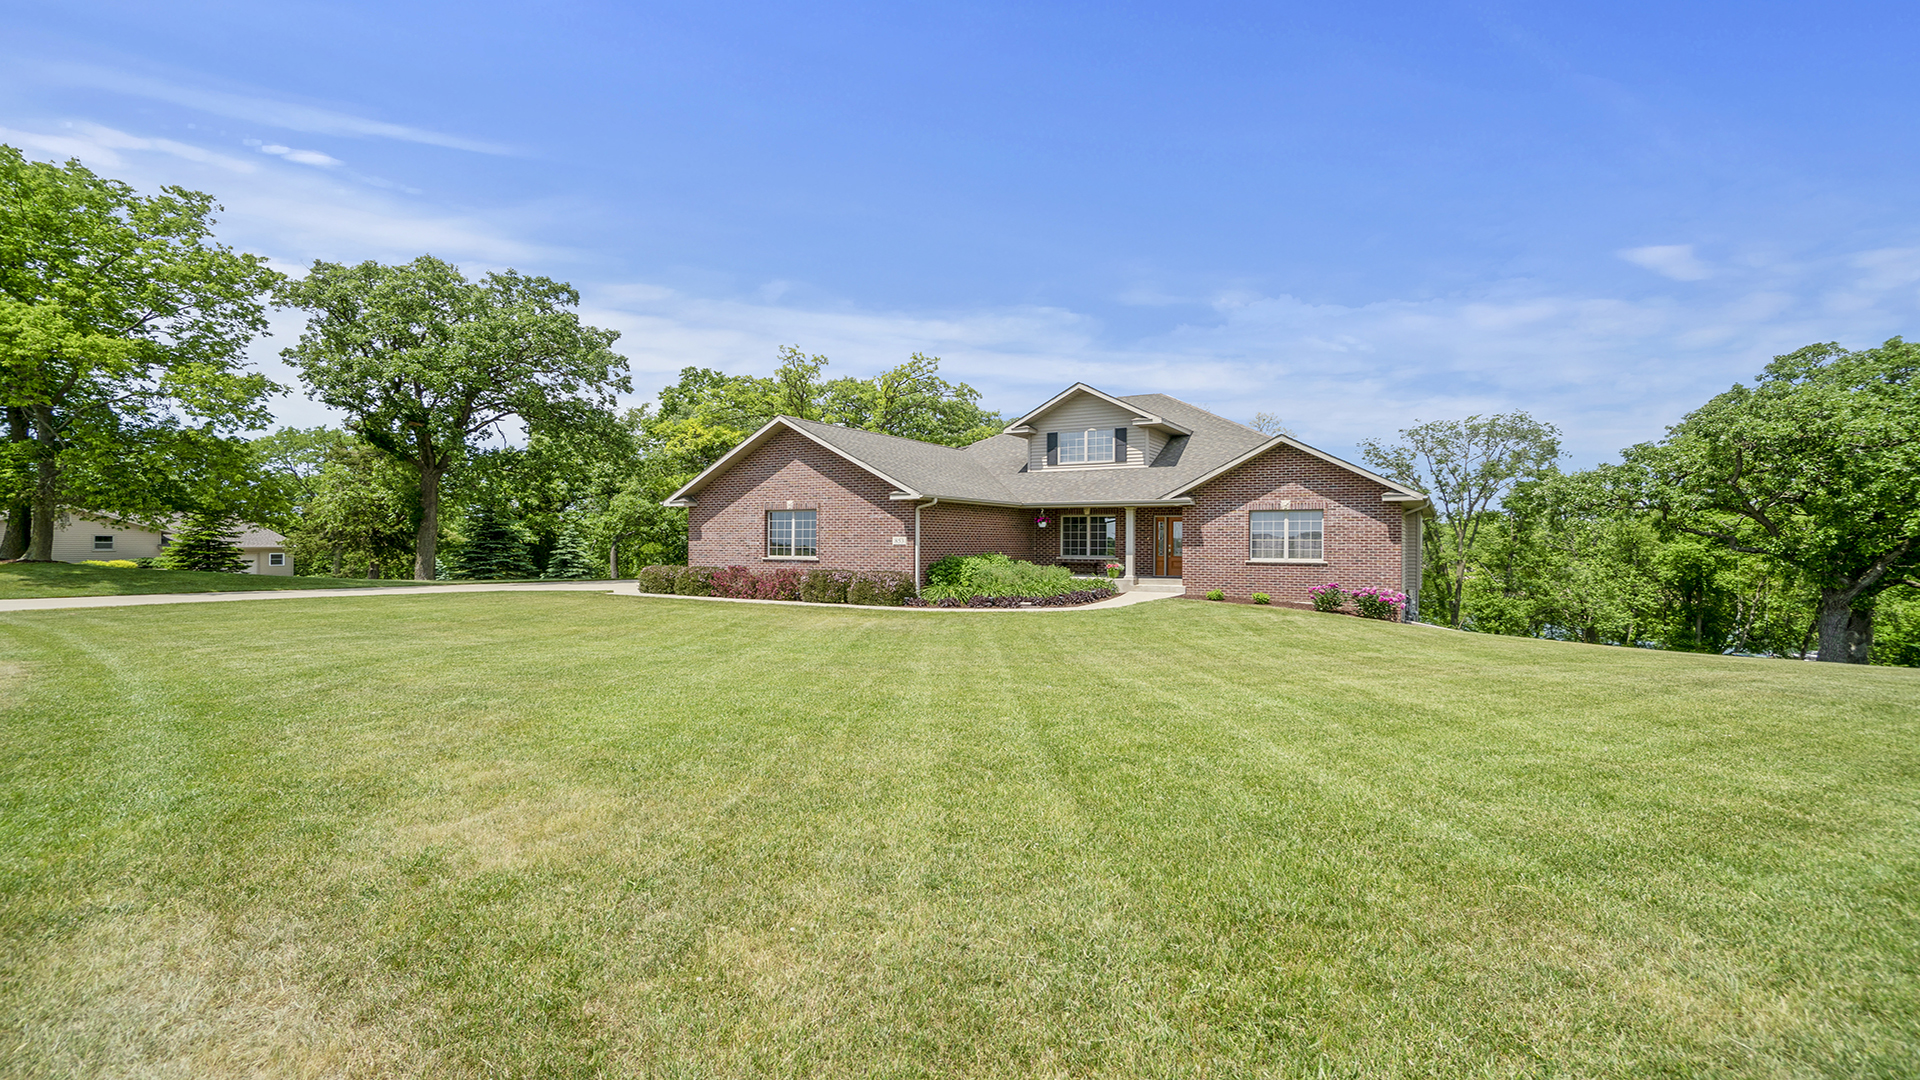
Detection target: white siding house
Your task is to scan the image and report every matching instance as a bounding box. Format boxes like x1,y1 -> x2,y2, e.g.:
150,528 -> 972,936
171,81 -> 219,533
4,512 -> 294,575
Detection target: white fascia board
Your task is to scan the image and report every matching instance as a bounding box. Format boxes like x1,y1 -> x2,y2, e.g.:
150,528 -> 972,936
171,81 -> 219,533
1161,435 -> 1428,500
660,417 -> 922,508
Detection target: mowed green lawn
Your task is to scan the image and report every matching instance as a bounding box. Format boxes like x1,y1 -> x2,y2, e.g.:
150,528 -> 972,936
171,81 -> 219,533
1,595 -> 1915,1078
0,561 -> 438,599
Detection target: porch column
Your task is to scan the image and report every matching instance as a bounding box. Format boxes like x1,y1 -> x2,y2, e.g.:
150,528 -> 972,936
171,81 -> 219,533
1124,506 -> 1137,583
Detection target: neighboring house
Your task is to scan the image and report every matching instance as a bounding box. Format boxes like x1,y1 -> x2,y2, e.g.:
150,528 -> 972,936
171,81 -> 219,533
665,383 -> 1431,614
0,511 -> 295,575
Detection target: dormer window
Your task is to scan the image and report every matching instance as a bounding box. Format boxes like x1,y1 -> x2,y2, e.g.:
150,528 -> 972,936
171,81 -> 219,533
1056,428 -> 1115,464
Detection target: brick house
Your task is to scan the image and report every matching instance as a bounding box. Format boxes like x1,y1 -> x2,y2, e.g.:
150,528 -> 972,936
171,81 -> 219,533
665,383 -> 1431,614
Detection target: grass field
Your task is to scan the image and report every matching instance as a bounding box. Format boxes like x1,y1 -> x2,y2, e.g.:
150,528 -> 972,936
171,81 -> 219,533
0,561 -> 441,600
1,594 -> 1915,1078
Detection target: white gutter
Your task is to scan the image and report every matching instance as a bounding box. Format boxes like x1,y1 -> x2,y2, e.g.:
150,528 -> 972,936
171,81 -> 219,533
914,496 -> 938,596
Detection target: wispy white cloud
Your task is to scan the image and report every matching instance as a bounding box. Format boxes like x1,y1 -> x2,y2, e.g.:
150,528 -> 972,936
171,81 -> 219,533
0,120 -> 257,172
246,139 -> 343,168
34,61 -> 514,155
1619,243 -> 1713,281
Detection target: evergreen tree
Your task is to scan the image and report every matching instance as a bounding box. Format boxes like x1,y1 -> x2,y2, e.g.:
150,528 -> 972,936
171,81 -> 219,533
452,505 -> 534,580
159,513 -> 249,572
542,522 -> 596,579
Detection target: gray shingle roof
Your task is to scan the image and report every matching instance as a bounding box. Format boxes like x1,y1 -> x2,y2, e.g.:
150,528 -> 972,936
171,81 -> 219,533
670,388 -> 1420,508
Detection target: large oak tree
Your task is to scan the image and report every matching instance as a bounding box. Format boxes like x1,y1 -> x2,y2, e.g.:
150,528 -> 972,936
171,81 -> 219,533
277,256 -> 628,579
0,146 -> 281,559
1623,338 -> 1920,663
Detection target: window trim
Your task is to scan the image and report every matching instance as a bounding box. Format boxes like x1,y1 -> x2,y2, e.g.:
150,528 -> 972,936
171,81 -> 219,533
1059,513 -> 1117,559
1054,428 -> 1116,465
267,552 -> 286,567
93,535 -> 115,551
766,508 -> 818,558
1249,509 -> 1324,562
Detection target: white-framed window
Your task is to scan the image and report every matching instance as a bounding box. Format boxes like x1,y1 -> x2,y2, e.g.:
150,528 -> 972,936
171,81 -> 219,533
268,552 -> 286,566
94,535 -> 114,551
1056,428 -> 1115,464
1250,510 -> 1323,561
1060,515 -> 1116,558
767,509 -> 817,557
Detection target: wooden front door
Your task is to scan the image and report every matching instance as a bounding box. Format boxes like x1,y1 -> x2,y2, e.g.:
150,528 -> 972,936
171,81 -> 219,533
1153,516 -> 1183,577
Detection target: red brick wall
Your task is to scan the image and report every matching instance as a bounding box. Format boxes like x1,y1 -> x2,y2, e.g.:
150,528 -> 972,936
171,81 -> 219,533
1182,444 -> 1402,603
686,428 -> 916,573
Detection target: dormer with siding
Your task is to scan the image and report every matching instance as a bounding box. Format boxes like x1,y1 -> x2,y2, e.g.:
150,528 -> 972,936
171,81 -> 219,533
1001,384 -> 1193,471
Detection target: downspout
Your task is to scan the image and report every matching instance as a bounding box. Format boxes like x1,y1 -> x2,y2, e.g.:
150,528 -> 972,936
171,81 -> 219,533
914,496 -> 938,596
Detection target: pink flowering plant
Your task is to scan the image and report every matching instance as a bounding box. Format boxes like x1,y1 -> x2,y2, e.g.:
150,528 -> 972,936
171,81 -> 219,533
1034,513 -> 1051,528
1350,585 -> 1408,620
1308,583 -> 1346,612
1103,561 -> 1125,578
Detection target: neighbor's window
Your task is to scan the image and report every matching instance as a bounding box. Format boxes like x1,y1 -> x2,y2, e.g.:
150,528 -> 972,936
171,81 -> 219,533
268,552 -> 286,567
767,509 -> 817,557
93,535 -> 114,551
1056,428 -> 1115,464
1061,515 -> 1116,558
1250,510 -> 1323,561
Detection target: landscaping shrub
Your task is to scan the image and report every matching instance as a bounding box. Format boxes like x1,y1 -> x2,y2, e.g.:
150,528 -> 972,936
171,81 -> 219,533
79,559 -> 140,569
919,553 -> 1102,602
636,565 -> 678,593
925,554 -> 969,587
848,570 -> 915,606
1351,585 -> 1409,621
709,566 -> 759,598
800,567 -> 852,603
1206,589 -> 1226,601
753,567 -> 805,601
672,565 -> 717,596
1252,592 -> 1271,605
903,586 -> 1114,608
1309,583 -> 1346,612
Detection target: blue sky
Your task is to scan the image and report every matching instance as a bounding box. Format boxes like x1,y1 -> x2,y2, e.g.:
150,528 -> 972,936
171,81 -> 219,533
5,1 -> 1919,466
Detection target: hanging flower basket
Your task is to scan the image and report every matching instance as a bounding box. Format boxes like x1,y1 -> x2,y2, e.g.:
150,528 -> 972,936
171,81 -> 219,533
1034,513 -> 1050,528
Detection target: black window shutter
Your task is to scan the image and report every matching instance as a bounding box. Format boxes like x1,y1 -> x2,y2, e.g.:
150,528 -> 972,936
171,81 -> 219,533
1046,431 -> 1058,466
1114,427 -> 1128,463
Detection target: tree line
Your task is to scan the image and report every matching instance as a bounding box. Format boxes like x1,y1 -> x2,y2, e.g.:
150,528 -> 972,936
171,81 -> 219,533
4,145 -> 1915,662
1359,338 -> 1920,666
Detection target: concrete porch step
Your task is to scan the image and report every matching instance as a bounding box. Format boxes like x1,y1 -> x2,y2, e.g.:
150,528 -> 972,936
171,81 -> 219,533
1119,578 -> 1185,594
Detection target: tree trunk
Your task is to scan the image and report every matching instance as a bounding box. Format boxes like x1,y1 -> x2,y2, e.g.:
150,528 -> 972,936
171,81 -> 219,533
330,546 -> 343,576
415,463 -> 441,580
1815,590 -> 1874,663
25,406 -> 58,562
1,407 -> 30,560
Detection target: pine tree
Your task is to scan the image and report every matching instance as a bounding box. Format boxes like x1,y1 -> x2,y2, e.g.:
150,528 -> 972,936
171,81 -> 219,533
543,523 -> 596,580
159,513 -> 249,572
451,505 -> 535,580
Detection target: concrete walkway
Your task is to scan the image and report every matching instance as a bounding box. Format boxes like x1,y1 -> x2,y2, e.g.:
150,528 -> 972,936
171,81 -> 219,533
0,580 -> 1181,614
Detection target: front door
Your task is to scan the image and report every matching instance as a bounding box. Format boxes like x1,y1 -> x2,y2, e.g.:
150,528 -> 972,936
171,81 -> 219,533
1153,516 -> 1183,577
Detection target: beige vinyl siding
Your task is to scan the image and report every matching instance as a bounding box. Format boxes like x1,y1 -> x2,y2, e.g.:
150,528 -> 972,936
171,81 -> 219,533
250,549 -> 295,575
1027,396 -> 1148,470
1143,427 -> 1170,465
1402,509 -> 1423,621
50,516 -> 167,562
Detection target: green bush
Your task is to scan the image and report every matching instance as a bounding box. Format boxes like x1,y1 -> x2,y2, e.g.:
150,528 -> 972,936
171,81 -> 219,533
636,565 -> 678,593
800,567 -> 852,603
453,505 -> 535,580
848,570 -> 915,606
919,553 -> 1096,601
672,565 -> 717,596
1252,592 -> 1271,605
79,559 -> 141,569
1206,589 -> 1226,601
925,554 -> 970,587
